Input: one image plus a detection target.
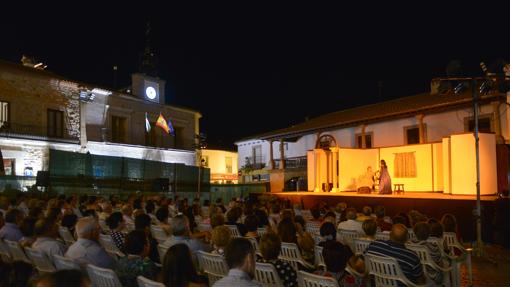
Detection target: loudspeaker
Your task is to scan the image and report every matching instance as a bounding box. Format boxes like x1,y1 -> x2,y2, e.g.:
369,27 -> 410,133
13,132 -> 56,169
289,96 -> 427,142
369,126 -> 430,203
35,171 -> 50,187
152,178 -> 169,192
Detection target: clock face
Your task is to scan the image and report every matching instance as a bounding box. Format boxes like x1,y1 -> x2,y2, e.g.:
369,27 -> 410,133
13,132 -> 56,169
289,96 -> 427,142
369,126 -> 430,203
145,86 -> 157,100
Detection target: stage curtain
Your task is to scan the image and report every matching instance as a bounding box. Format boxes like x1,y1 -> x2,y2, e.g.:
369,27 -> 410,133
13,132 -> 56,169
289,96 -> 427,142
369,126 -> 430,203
394,152 -> 416,178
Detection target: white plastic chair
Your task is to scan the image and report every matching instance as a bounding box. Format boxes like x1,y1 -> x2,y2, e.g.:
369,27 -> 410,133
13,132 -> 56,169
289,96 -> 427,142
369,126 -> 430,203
53,254 -> 81,270
301,210 -> 313,220
297,270 -> 340,287
365,253 -> 428,287
0,239 -> 12,262
279,242 -> 315,270
5,240 -> 31,263
257,227 -> 267,237
442,232 -> 473,286
337,229 -> 361,248
58,226 -> 76,246
314,245 -> 326,270
313,235 -> 323,246
24,247 -> 56,273
225,224 -> 241,237
254,262 -> 285,287
157,243 -> 169,261
353,238 -> 372,255
137,275 -> 165,287
246,237 -> 261,255
197,250 -> 229,285
198,223 -> 212,232
407,229 -> 417,241
150,225 -> 169,243
99,233 -> 124,259
375,231 -> 390,241
405,243 -> 452,287
98,219 -> 110,233
306,222 -> 321,235
86,264 -> 122,287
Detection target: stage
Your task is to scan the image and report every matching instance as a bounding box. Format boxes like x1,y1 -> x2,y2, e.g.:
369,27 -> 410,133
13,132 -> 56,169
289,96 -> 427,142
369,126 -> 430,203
268,191 -> 506,243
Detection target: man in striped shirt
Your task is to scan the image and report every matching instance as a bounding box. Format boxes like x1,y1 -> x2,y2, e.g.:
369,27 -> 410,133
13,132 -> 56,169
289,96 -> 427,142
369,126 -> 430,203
366,224 -> 425,285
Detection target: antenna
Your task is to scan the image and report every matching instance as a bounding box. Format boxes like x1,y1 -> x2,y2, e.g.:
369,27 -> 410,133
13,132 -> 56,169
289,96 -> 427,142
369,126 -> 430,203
113,65 -> 118,89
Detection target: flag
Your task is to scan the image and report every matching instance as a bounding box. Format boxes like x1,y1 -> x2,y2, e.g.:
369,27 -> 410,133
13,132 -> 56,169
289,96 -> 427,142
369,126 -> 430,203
167,118 -> 175,136
156,113 -> 170,134
145,112 -> 151,133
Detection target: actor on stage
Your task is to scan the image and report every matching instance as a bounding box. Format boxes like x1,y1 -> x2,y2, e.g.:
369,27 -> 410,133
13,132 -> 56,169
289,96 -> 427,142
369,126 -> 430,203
378,160 -> 392,194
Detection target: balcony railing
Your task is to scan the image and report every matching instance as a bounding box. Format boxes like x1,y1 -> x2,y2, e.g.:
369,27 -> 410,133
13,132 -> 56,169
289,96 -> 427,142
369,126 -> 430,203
0,122 -> 78,142
243,156 -> 266,170
274,156 -> 307,169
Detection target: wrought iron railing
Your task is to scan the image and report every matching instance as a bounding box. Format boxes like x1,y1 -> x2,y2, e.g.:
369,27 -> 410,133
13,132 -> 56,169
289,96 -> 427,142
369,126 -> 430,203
274,156 -> 307,169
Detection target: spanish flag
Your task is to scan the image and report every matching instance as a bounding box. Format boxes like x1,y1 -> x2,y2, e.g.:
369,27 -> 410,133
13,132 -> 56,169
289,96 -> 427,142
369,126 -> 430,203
156,113 -> 170,134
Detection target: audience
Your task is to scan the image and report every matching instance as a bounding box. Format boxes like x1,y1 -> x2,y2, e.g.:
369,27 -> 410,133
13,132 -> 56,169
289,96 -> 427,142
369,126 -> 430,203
34,269 -> 90,287
156,206 -> 172,235
374,205 -> 392,232
314,240 -> 363,287
211,225 -> 231,256
135,213 -> 160,263
257,233 -> 297,287
0,260 -> 36,287
160,243 -> 207,287
337,208 -> 363,234
243,215 -> 259,239
213,238 -> 261,287
105,212 -> 125,251
32,217 -> 67,258
361,219 -> 377,240
0,209 -> 24,241
412,222 -> 445,285
19,216 -> 37,247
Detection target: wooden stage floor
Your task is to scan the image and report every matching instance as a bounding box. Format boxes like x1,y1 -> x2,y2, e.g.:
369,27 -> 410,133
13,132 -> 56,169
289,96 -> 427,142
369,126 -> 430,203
271,191 -> 498,201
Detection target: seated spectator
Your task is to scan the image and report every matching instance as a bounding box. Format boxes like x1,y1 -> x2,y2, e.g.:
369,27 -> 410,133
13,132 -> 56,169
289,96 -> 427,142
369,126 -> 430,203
323,211 -> 337,225
34,269 -> 90,287
429,220 -> 449,252
244,215 -> 259,239
106,212 -> 125,251
226,207 -> 247,236
337,208 -> 363,234
135,213 -> 160,263
145,201 -> 157,223
269,204 -> 281,227
254,209 -> 269,228
162,215 -> 211,265
310,208 -> 322,223
122,204 -> 134,225
374,206 -> 392,232
98,202 -> 112,221
441,213 -> 461,241
278,218 -> 315,266
29,207 -> 45,220
361,219 -> 377,240
210,213 -> 225,228
156,207 -> 172,235
319,222 -> 337,246
0,260 -> 36,287
0,209 -> 24,241
160,243 -> 207,287
116,230 -> 159,287
278,218 -> 298,244
61,214 -> 78,236
32,217 -> 67,258
366,224 -> 425,284
412,222 -> 445,285
356,206 -> 373,222
393,213 -> 411,228
213,238 -> 261,287
335,202 -> 348,222
280,209 -> 294,222
65,217 -> 115,269
211,225 -> 231,256
314,240 -> 364,287
258,233 -> 297,287
19,216 -> 37,247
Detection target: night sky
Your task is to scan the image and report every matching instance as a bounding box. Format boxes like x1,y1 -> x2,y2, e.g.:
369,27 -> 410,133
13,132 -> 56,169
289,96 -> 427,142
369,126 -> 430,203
1,4 -> 509,150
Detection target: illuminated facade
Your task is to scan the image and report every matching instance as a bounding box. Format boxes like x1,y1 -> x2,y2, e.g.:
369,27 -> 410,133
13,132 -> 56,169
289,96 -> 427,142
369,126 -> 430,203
200,149 -> 238,184
0,59 -> 200,181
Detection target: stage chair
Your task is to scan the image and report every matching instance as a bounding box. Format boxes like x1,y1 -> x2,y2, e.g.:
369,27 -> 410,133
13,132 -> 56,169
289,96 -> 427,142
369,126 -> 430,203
197,251 -> 229,285
86,264 -> 122,287
279,242 -> 315,270
365,254 -> 428,287
58,226 -> 76,246
353,238 -> 372,255
225,224 -> 241,237
53,254 -> 81,270
406,243 -> 453,287
150,225 -> 169,243
314,245 -> 326,270
297,270 -> 340,287
375,231 -> 390,241
137,275 -> 165,287
254,262 -> 285,287
24,247 -> 56,273
5,240 -> 31,263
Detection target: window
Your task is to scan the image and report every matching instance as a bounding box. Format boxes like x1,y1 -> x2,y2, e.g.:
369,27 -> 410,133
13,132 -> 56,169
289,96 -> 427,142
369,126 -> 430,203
0,101 -> 8,128
355,133 -> 373,148
111,115 -> 127,143
252,145 -> 262,164
145,122 -> 159,147
225,157 -> 232,173
47,109 -> 64,138
466,116 -> 492,133
404,125 -> 426,145
394,152 -> 417,178
3,159 -> 15,175
174,127 -> 184,148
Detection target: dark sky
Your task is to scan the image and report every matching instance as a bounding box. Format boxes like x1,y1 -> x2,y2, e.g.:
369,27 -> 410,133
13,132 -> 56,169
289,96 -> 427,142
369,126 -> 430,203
1,4 -> 509,150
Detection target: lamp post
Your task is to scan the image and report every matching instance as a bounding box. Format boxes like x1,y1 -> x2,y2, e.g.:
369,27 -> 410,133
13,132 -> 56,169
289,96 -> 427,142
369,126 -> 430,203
195,133 -> 207,199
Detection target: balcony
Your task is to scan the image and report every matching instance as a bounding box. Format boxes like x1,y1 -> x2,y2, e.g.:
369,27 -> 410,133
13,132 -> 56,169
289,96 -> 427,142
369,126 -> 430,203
243,156 -> 266,170
0,122 -> 78,143
274,156 -> 307,169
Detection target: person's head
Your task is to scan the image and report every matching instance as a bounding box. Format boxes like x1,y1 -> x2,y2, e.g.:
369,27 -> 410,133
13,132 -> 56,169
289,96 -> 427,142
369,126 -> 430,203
156,207 -> 169,223
270,203 -> 280,215
145,201 -> 155,214
121,204 -> 133,216
134,213 -> 151,232
244,215 -> 259,232
277,218 -> 297,243
210,213 -> 225,228
123,230 -> 150,257
161,243 -> 198,287
100,202 -> 112,214
374,206 -> 386,219
259,232 -> 281,260
20,217 -> 37,238
171,214 -> 190,237
429,221 -> 444,238
362,219 -> 377,237
413,222 -> 430,241
211,225 -> 231,250
389,224 -> 408,244
322,240 -> 349,273
320,222 -> 336,241
105,212 -> 124,230
61,214 -> 78,231
254,209 -> 269,227
311,208 -> 321,220
34,217 -> 59,238
294,215 -> 306,229
362,206 -> 372,216
226,207 -> 242,223
393,214 -> 410,227
75,217 -> 101,241
5,209 -> 24,225
336,202 -> 347,212
35,269 -> 90,287
280,209 -> 294,221
441,214 -> 457,233
225,238 -> 255,278
345,208 -> 357,220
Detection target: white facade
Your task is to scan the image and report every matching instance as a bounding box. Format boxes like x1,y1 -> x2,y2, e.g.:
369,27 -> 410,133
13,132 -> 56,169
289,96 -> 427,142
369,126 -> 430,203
200,149 -> 238,183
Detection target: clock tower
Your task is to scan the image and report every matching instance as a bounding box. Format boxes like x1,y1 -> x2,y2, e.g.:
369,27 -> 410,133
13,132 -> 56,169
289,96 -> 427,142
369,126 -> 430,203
131,73 -> 166,104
